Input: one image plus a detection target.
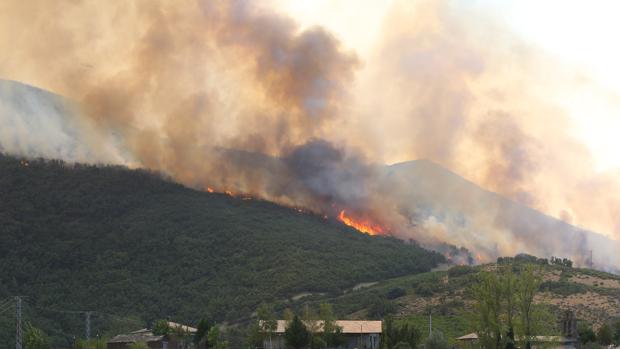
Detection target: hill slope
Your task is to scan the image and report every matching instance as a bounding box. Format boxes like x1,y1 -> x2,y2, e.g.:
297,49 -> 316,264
2,79 -> 618,270
0,154 -> 443,347
381,159 -> 619,268
299,259 -> 620,343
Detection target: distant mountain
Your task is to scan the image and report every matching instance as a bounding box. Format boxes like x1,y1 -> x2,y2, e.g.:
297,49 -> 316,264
381,159 -> 619,270
0,79 -> 125,164
2,79 -> 618,271
0,154 -> 443,347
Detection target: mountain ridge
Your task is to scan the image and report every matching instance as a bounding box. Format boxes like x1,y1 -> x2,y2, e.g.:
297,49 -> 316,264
2,79 -> 619,269
381,158 -> 619,270
0,153 -> 443,347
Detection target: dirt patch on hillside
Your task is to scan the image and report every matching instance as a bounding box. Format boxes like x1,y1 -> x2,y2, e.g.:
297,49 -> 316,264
536,291 -> 620,327
570,275 -> 620,289
398,294 -> 442,315
543,269 -> 561,282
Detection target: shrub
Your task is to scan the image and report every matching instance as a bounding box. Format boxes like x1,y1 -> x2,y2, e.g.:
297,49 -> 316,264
597,323 -> 612,345
152,320 -> 170,336
578,324 -> 596,344
540,281 -> 587,296
387,287 -> 407,300
367,298 -> 396,319
447,265 -> 475,278
415,283 -> 434,297
425,331 -> 449,349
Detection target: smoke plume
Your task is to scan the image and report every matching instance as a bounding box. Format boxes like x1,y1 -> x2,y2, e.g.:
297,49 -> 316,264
1,0 -> 620,268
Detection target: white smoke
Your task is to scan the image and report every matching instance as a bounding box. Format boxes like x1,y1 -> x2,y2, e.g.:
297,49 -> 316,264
0,80 -> 128,164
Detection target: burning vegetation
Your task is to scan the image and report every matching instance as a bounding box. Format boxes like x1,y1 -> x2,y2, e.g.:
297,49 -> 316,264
337,210 -> 386,236
2,0 -> 620,270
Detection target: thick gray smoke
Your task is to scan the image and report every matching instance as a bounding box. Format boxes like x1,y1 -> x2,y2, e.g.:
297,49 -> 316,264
1,0 -> 620,269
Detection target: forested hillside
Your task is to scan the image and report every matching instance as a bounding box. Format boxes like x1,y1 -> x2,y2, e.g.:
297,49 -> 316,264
0,154 -> 443,347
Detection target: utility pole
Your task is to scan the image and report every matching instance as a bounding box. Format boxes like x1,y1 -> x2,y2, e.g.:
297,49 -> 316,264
429,312 -> 432,337
85,311 -> 92,340
15,296 -> 22,349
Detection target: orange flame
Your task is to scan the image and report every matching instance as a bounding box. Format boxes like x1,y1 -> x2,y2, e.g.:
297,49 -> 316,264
338,210 -> 385,235
207,187 -> 214,193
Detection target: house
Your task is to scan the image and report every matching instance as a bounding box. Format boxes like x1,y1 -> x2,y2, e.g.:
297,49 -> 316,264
107,322 -> 197,349
456,333 -> 578,349
107,329 -> 176,349
457,310 -> 580,349
261,320 -> 382,349
166,321 -> 198,335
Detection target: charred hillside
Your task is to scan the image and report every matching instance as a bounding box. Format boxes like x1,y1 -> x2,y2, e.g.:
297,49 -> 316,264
0,154 -> 443,346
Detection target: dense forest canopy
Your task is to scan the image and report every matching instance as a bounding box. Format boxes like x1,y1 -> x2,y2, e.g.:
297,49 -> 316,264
0,154 -> 443,347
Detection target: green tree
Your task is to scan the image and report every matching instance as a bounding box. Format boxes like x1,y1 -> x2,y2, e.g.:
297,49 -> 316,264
23,322 -> 50,349
382,317 -> 395,349
319,303 -> 344,348
471,271 -> 504,349
283,309 -> 295,321
470,264 -> 552,349
578,323 -> 596,344
285,316 -> 310,349
597,323 -> 613,345
612,319 -> 620,344
258,304 -> 278,349
381,317 -> 420,349
302,305 -> 321,349
247,322 -> 265,349
152,319 -> 170,336
500,266 -> 517,349
516,265 -> 543,349
425,331 -> 449,349
207,325 -> 229,349
195,317 -> 213,347
367,297 -> 396,319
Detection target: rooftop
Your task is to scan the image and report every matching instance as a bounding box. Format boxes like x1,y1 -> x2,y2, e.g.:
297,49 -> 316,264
456,333 -> 578,343
267,320 -> 382,334
168,321 -> 197,333
108,329 -> 164,344
107,321 -> 196,343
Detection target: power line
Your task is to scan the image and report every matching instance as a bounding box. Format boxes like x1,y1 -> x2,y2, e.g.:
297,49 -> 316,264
0,305 -> 14,315
0,298 -> 14,312
0,299 -> 14,310
23,300 -> 145,342
22,301 -> 97,342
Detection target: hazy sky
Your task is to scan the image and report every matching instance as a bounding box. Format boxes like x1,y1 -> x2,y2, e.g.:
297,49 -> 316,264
269,0 -> 620,171
2,0 -> 620,260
